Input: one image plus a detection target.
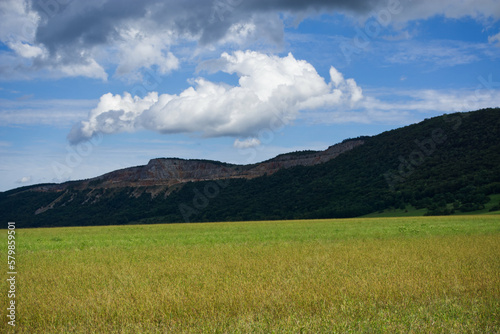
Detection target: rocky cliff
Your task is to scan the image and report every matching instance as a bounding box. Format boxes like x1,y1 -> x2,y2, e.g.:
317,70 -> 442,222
33,139 -> 365,192
89,139 -> 364,188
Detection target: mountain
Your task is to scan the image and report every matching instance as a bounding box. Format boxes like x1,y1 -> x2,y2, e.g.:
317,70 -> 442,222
1,108 -> 499,228
43,138 -> 365,191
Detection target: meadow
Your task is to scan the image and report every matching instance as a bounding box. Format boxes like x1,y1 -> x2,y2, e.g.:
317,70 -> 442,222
1,216 -> 499,333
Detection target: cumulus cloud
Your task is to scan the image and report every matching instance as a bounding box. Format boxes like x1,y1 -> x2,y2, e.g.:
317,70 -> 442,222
68,51 -> 363,144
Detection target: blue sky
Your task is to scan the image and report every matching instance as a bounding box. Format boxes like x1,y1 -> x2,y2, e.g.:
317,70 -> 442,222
1,0 -> 499,191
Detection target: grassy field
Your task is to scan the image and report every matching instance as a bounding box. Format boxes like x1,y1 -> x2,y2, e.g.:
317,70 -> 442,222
2,216 -> 500,333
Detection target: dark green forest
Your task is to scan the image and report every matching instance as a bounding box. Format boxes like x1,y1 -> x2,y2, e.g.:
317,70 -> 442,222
1,108 -> 499,228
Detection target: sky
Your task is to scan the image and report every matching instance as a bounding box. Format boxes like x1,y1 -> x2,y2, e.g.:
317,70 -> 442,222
1,0 -> 500,191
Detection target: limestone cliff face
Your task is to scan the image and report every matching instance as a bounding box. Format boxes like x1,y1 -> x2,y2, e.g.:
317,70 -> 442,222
93,159 -> 243,188
34,139 -> 364,193
83,139 -> 364,188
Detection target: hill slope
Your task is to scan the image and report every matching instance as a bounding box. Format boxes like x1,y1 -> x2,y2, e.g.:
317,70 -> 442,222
1,108 -> 499,227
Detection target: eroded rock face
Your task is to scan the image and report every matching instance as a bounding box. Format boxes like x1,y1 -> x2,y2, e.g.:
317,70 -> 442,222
33,139 -> 365,192
91,159 -> 241,188
84,139 -> 364,188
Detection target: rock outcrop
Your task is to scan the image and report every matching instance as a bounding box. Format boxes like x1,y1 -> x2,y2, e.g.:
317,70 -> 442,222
31,139 -> 365,192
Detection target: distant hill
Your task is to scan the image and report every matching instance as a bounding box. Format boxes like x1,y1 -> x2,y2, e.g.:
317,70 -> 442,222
1,108 -> 499,228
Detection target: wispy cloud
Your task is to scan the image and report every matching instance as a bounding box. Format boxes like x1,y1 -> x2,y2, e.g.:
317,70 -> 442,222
303,87 -> 500,125
489,32 -> 500,46
385,40 -> 497,68
0,98 -> 97,126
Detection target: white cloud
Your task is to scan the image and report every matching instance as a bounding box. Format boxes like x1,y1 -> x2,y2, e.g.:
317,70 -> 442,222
215,13 -> 285,49
7,41 -> 45,58
114,28 -> 179,79
57,58 -> 108,81
221,22 -> 258,45
68,51 -> 363,143
0,0 -> 38,44
16,176 -> 32,184
234,138 -> 261,149
489,32 -> 500,47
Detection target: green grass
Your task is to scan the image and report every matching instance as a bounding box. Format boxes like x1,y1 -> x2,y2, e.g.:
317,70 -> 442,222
2,216 -> 500,333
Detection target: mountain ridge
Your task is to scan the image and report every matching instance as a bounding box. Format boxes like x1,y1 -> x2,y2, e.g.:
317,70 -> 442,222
16,138 -> 365,192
